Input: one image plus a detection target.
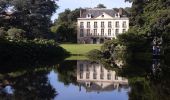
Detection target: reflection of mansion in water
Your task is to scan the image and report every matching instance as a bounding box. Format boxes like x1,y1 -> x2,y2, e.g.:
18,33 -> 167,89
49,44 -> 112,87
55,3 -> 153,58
77,61 -> 128,92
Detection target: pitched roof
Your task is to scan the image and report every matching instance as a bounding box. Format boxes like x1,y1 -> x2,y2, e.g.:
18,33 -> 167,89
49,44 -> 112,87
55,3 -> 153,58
80,8 -> 128,18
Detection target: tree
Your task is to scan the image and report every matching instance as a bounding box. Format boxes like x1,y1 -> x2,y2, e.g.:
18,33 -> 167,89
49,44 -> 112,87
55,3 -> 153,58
0,0 -> 59,39
52,8 -> 80,43
96,4 -> 106,8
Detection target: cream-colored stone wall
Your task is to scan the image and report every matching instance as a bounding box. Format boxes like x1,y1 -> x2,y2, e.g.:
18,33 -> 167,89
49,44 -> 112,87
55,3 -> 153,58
77,15 -> 129,43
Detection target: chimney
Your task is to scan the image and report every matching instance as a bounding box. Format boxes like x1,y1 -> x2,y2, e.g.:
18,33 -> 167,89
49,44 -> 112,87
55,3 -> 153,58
80,9 -> 82,17
119,8 -> 123,15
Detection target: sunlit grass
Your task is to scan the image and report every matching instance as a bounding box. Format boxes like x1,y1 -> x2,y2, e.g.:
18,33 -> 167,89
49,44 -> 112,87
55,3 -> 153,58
60,44 -> 102,55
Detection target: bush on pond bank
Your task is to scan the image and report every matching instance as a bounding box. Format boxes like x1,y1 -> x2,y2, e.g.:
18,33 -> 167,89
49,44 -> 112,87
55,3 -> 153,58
87,49 -> 103,60
0,38 -> 69,67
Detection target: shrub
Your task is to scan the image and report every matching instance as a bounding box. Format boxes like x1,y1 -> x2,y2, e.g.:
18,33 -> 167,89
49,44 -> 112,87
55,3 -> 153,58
118,33 -> 150,52
87,49 -> 103,60
0,27 -> 6,38
7,28 -> 25,39
101,39 -> 118,52
0,38 -> 69,67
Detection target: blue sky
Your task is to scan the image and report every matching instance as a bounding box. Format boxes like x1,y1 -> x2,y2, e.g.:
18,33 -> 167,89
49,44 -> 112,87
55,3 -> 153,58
51,0 -> 132,21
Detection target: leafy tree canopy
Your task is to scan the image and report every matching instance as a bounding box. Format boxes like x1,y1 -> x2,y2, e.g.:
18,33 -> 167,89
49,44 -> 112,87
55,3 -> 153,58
0,0 -> 59,39
51,8 -> 80,43
96,4 -> 106,8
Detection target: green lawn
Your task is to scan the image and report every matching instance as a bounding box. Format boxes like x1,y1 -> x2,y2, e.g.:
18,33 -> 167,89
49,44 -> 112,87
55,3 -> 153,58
60,44 -> 102,55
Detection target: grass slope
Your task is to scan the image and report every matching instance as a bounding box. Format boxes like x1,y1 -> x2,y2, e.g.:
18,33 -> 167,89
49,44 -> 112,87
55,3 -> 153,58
60,44 -> 102,55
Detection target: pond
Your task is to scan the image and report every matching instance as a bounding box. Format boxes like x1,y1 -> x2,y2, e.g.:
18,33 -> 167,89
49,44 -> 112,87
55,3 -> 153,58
0,58 -> 170,100
49,60 -> 129,100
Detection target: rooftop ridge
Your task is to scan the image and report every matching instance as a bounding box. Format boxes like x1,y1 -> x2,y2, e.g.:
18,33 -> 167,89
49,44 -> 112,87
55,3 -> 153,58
87,8 -> 113,10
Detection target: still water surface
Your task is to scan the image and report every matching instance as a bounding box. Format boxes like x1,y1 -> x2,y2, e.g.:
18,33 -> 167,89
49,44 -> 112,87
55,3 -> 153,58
0,58 -> 169,100
48,60 -> 129,100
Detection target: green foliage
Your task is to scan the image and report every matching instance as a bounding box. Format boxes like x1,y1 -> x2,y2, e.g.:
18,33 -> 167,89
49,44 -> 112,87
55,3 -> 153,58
129,77 -> 153,100
100,32 -> 151,63
101,39 -> 118,52
52,8 -> 80,43
55,22 -> 77,42
55,60 -> 77,85
0,27 -> 6,38
96,4 -> 106,8
87,49 -> 103,60
0,38 -> 69,66
125,0 -> 170,56
0,67 -> 57,99
118,33 -> 150,52
7,28 -> 25,39
0,0 -> 59,39
99,0 -> 169,60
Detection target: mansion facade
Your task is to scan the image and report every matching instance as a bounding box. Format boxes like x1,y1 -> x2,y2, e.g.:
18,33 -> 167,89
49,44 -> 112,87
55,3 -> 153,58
77,8 -> 129,44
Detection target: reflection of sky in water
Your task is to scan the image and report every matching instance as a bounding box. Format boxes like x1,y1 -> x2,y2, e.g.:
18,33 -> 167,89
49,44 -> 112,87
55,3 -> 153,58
2,85 -> 14,95
48,70 -> 129,100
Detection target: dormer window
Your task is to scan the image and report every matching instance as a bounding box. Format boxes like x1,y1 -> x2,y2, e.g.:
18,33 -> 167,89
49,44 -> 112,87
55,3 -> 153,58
115,13 -> 120,18
101,14 -> 104,17
87,14 -> 92,18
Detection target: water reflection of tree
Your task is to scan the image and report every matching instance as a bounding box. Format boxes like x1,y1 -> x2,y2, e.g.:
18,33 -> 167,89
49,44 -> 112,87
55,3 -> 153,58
0,67 -> 57,100
122,59 -> 170,100
13,71 -> 56,100
90,53 -> 170,100
54,60 -> 78,85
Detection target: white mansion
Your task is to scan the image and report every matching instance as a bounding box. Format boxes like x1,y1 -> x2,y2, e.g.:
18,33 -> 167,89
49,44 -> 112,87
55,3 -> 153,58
77,8 -> 129,44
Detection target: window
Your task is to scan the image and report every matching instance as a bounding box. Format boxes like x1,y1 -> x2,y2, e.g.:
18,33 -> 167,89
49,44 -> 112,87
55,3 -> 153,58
80,73 -> 83,79
87,22 -> 90,28
80,29 -> 84,37
101,29 -> 104,36
123,29 -> 126,33
108,21 -> 112,28
93,65 -> 96,72
86,65 -> 90,71
108,29 -> 111,36
115,29 -> 119,36
101,14 -> 104,17
107,73 -> 111,80
87,14 -> 91,18
101,66 -> 104,72
80,64 -> 83,71
122,21 -> 126,28
101,21 -> 104,28
87,29 -> 90,36
115,21 -> 119,28
80,22 -> 84,28
93,73 -> 97,79
100,74 -> 104,79
115,75 -> 118,80
94,22 -> 97,28
86,73 -> 90,79
94,29 -> 97,36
